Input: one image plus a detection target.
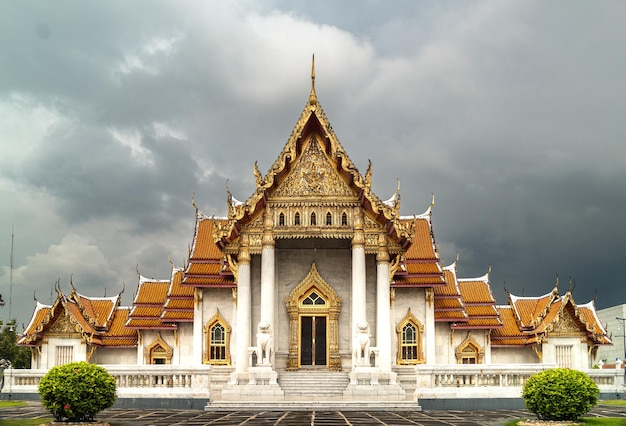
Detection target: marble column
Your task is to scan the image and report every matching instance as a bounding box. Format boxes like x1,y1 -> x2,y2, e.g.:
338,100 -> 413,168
352,208 -> 367,341
235,233 -> 251,373
192,287 -> 203,364
424,288 -> 435,364
376,233 -> 392,372
260,208 -> 275,365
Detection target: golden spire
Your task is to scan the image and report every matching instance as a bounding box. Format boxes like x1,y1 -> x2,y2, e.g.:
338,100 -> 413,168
309,54 -> 317,105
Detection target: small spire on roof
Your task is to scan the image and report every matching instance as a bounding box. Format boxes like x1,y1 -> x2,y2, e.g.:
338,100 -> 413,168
191,192 -> 197,210
554,273 -> 559,291
568,277 -> 576,294
309,54 -> 317,105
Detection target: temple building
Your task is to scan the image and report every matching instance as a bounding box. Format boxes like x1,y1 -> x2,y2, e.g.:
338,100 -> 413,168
17,61 -> 613,404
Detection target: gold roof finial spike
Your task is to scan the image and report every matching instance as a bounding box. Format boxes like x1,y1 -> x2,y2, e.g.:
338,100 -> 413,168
309,54 -> 317,105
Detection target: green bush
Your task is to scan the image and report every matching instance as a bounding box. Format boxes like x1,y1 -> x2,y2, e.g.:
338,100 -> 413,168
38,361 -> 116,422
522,368 -> 599,421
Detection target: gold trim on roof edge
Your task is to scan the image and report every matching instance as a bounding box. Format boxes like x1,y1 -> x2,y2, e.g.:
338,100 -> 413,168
213,63 -> 408,248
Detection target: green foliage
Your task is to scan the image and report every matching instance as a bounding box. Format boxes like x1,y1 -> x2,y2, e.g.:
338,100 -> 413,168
0,321 -> 31,369
38,361 -> 116,422
522,368 -> 599,421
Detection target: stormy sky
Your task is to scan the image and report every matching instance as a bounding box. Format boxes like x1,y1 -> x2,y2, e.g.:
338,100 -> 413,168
1,1 -> 625,329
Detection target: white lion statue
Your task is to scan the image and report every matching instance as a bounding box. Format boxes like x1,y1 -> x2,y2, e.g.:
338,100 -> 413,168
256,320 -> 272,365
353,321 -> 371,366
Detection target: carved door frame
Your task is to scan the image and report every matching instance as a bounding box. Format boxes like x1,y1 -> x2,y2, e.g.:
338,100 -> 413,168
285,263 -> 342,370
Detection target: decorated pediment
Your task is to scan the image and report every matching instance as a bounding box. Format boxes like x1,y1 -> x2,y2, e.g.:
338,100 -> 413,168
48,313 -> 80,336
270,136 -> 356,200
549,307 -> 586,337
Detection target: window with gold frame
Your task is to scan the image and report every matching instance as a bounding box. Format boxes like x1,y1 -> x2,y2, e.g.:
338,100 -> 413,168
396,309 -> 424,364
204,309 -> 231,365
455,333 -> 484,364
144,333 -> 173,365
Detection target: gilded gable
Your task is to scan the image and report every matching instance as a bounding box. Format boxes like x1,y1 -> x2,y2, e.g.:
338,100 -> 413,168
550,308 -> 585,337
271,136 -> 355,200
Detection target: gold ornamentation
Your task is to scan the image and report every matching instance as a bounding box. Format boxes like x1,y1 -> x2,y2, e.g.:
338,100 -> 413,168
144,333 -> 173,365
396,308 -> 425,364
48,313 -> 79,335
272,137 -> 354,198
226,254 -> 239,283
550,308 -> 585,336
455,332 -> 484,364
377,233 -> 389,263
389,255 -> 401,283
425,288 -> 434,307
284,263 -> 342,371
203,309 -> 232,365
532,345 -> 543,361
238,233 -> 251,265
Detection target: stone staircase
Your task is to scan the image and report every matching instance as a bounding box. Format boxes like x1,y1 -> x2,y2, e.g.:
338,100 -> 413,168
393,366 -> 417,397
278,370 -> 349,399
205,369 -> 422,411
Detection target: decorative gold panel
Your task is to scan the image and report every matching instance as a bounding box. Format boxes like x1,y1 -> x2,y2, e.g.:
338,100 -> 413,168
273,136 -> 354,198
284,263 -> 342,371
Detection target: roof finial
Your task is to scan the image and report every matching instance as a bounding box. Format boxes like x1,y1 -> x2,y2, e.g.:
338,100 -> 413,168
309,54 -> 317,105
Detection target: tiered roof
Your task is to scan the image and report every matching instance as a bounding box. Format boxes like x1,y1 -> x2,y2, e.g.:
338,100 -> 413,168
434,262 -> 467,322
18,285 -> 136,348
162,268 -> 194,322
491,282 -> 611,347
126,275 -> 175,330
392,207 -> 445,287
454,271 -> 502,329
181,212 -> 235,288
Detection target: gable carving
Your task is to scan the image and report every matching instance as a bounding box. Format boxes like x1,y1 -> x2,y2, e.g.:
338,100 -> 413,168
550,309 -> 585,336
272,136 -> 354,199
48,313 -> 78,335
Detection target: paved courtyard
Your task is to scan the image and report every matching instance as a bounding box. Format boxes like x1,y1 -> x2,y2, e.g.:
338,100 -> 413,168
1,402 -> 625,425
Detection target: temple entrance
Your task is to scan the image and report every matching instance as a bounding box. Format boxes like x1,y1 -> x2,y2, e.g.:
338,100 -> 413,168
285,263 -> 342,370
300,315 -> 327,366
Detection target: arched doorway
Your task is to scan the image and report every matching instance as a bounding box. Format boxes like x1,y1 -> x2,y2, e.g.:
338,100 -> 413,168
285,263 -> 342,370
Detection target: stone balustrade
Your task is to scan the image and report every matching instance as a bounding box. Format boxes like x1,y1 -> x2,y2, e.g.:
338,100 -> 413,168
2,365 -> 212,398
414,364 -> 625,399
2,364 -> 622,401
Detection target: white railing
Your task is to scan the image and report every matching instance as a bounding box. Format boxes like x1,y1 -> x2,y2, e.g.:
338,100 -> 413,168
3,364 -> 623,400
2,365 -> 212,398
414,364 -> 625,399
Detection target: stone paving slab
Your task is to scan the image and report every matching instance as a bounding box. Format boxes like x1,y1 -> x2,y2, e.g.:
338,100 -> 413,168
1,402 -> 625,425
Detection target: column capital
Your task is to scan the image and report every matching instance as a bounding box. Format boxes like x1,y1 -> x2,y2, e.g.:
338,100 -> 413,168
239,232 -> 251,264
262,209 -> 275,247
377,233 -> 390,263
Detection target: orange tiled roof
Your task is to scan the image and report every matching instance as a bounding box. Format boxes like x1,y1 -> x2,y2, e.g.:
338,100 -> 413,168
182,216 -> 236,288
161,311 -> 194,321
65,301 -> 98,335
434,265 -> 466,323
19,285 -> 136,349
492,287 -> 612,347
72,292 -> 118,329
162,268 -> 194,322
453,274 -> 502,330
403,217 -> 438,260
100,308 -> 138,347
509,288 -> 558,329
491,306 -> 530,346
126,276 -> 177,330
392,215 -> 444,288
18,302 -> 54,345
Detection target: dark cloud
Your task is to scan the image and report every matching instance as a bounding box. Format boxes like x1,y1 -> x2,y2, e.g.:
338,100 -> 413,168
1,1 -> 625,330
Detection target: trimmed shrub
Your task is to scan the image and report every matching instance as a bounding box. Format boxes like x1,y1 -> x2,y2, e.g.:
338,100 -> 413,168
522,368 -> 599,421
38,361 -> 116,422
